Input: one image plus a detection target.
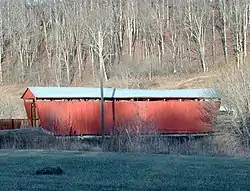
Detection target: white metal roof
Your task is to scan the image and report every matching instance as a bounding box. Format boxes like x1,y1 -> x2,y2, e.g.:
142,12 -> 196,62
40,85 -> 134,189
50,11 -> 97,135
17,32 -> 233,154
22,87 -> 221,99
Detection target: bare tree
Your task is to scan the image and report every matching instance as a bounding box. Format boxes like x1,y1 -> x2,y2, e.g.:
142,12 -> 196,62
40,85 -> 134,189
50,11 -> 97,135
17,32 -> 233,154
84,1 -> 115,82
0,3 -> 4,83
217,63 -> 250,144
211,5 -> 216,65
111,0 -> 126,63
228,0 -> 249,68
124,0 -> 138,58
1,0 -> 250,86
165,0 -> 185,74
185,0 -> 210,72
218,0 -> 229,64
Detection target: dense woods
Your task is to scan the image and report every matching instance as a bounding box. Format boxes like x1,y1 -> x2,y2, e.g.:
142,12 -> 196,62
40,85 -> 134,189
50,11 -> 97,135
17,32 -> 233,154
0,0 -> 249,86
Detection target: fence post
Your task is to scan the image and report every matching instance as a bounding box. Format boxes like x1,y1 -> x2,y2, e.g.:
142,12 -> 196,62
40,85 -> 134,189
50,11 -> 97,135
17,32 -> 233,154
11,119 -> 14,129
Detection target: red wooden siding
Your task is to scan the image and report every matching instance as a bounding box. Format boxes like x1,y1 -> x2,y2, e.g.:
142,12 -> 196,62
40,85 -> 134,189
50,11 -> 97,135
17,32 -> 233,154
145,101 -> 219,133
34,100 -> 220,136
22,89 -> 35,99
35,101 -> 113,135
23,101 -> 33,125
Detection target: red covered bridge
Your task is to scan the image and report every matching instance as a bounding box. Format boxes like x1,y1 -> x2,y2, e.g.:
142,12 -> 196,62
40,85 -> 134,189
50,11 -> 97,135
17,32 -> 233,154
21,87 -> 221,136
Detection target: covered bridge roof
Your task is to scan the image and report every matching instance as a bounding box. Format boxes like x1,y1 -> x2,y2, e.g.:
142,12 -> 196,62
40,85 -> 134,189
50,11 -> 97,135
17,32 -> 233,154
21,87 -> 221,100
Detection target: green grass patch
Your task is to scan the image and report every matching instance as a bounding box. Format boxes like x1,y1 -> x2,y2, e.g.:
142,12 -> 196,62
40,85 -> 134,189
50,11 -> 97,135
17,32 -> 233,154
0,150 -> 249,190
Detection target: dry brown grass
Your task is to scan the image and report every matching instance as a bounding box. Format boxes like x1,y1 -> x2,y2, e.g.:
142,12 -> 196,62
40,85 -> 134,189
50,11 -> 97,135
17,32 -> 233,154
1,127 -> 249,157
0,128 -> 99,151
0,86 -> 26,119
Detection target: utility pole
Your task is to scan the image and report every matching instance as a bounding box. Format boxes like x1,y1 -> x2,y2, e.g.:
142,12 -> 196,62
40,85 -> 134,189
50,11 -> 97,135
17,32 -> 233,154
100,54 -> 105,150
97,29 -> 105,150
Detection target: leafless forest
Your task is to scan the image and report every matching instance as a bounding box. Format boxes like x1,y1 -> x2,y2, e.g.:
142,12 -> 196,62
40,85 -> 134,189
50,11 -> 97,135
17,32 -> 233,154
0,0 -> 249,86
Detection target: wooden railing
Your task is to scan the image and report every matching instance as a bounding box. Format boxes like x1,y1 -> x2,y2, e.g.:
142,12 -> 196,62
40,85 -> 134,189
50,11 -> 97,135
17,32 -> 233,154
0,119 -> 30,130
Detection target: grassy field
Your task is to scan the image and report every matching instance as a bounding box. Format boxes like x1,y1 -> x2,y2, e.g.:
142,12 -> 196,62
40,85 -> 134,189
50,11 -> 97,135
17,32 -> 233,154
0,150 -> 249,191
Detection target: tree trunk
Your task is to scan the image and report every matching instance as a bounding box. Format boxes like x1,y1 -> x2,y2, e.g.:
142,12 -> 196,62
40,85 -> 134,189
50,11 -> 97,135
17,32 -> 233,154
98,30 -> 108,81
220,0 -> 228,64
243,5 -> 248,64
212,9 -> 216,66
199,44 -> 206,72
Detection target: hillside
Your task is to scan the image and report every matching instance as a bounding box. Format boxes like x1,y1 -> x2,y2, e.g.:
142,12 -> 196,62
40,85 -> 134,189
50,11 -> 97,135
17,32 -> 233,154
0,0 -> 248,86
